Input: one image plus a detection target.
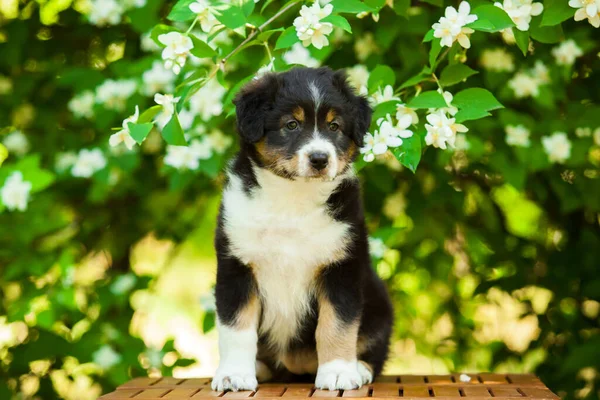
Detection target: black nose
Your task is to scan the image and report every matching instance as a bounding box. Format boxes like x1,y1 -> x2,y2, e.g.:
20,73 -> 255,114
308,152 -> 329,171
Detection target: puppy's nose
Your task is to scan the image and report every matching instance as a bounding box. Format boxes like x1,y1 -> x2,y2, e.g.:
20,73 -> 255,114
308,152 -> 329,170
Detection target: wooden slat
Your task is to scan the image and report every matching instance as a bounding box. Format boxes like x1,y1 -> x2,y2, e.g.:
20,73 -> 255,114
99,389 -> 142,399
428,376 -> 454,385
133,388 -> 172,398
191,388 -> 224,397
506,375 -> 540,385
463,387 -> 492,397
400,376 -> 425,384
520,388 -> 559,399
377,376 -> 399,383
223,391 -> 254,398
402,386 -> 430,397
433,387 -> 461,397
179,379 -> 212,388
163,389 -> 202,399
282,386 -> 313,397
489,388 -> 523,397
478,374 -> 508,384
255,386 -> 287,397
118,378 -> 161,389
371,384 -> 400,397
342,386 -> 370,398
312,389 -> 340,397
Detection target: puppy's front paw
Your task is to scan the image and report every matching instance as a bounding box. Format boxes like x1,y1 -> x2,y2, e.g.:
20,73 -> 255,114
315,360 -> 363,390
357,361 -> 373,385
212,371 -> 258,392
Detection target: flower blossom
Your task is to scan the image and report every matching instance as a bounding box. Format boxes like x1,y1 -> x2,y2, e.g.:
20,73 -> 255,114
283,43 -> 320,67
189,0 -> 220,33
552,40 -> 583,66
360,114 -> 413,162
432,1 -> 478,48
505,125 -> 531,147
158,32 -> 194,75
542,132 -> 572,164
1,171 -> 32,212
72,148 -> 107,178
569,0 -> 600,28
110,106 -> 140,150
494,0 -> 544,31
293,3 -> 334,49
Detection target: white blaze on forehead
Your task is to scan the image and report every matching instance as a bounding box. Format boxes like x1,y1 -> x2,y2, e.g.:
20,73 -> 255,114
309,81 -> 322,119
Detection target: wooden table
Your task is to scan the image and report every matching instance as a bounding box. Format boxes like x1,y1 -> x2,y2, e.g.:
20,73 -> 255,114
98,374 -> 560,399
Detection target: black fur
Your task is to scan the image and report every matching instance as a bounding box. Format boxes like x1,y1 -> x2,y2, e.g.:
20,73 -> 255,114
215,67 -> 393,383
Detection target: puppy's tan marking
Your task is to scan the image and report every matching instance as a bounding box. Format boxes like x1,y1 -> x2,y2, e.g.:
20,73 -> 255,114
235,293 -> 261,329
336,142 -> 357,175
282,349 -> 318,374
316,297 -> 359,364
255,139 -> 300,178
292,106 -> 305,123
326,109 -> 337,123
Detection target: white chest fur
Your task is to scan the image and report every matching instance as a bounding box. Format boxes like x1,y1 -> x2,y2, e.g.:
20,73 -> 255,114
221,168 -> 352,352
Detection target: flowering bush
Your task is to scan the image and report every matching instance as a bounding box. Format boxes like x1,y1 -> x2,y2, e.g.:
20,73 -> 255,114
1,0 -> 600,399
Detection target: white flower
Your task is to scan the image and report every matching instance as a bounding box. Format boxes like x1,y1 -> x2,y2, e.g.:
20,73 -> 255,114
255,57 -> 276,79
354,32 -> 377,61
575,127 -> 592,137
189,0 -> 220,33
189,79 -> 226,120
505,125 -> 531,147
293,3 -> 334,49
93,345 -> 122,370
552,40 -> 583,66
495,0 -> 543,31
594,128 -> 600,146
542,132 -> 572,164
69,91 -> 95,119
95,79 -> 137,112
368,237 -> 387,258
158,32 -> 194,75
2,130 -> 29,157
109,106 -> 140,150
142,61 -> 175,96
190,138 -> 213,160
372,85 -> 400,105
55,152 -> 78,172
396,104 -> 419,126
361,115 -> 412,158
432,2 -> 477,48
178,108 -> 197,131
141,32 -> 161,52
508,71 -> 541,98
207,130 -> 232,154
360,133 -> 376,162
425,111 -> 456,149
433,17 -> 462,47
480,48 -> 515,72
454,133 -> 470,150
0,75 -> 12,95
531,60 -> 550,83
164,145 -> 199,170
569,0 -> 600,28
87,0 -> 123,26
283,43 -> 320,67
1,171 -> 32,212
154,93 -> 180,116
72,148 -> 107,178
346,65 -> 369,94
435,89 -> 458,116
459,374 -> 472,383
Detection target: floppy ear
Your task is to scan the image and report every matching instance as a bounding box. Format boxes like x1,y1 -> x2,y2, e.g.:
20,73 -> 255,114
233,74 -> 279,143
332,70 -> 372,148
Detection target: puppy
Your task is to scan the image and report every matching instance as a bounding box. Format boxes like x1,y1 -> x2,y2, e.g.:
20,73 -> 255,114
212,67 -> 393,392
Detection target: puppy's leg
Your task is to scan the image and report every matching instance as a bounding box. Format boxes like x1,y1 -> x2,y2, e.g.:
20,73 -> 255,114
212,256 -> 260,392
315,264 -> 363,390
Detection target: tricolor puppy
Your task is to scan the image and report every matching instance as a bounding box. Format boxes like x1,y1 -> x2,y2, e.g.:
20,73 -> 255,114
212,67 -> 393,392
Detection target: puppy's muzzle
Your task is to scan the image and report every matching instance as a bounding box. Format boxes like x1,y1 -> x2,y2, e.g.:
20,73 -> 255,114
308,152 -> 329,171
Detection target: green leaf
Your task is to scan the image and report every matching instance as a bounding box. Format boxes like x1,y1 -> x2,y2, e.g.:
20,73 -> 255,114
167,0 -> 196,22
540,0 -> 576,26
203,312 -> 216,332
439,64 -> 479,86
242,0 -> 255,17
128,122 -> 154,144
392,0 -> 410,16
256,28 -> 284,42
330,0 -> 375,13
215,5 -> 247,30
150,24 -> 179,46
372,101 -> 401,123
422,29 -> 434,42
452,88 -> 504,112
392,134 -> 422,173
189,34 -> 217,58
407,91 -> 447,109
161,113 -> 187,146
467,5 -> 515,32
454,108 -> 492,123
0,144 -> 7,167
529,15 -> 564,43
421,0 -> 443,6
275,26 -> 300,50
321,15 -> 352,33
429,38 -> 442,68
368,65 -> 395,92
514,29 -> 529,56
138,105 -> 163,124
399,68 -> 431,89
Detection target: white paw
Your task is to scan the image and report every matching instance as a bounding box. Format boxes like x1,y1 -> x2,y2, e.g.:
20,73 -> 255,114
315,359 -> 363,390
357,361 -> 373,385
212,371 -> 258,392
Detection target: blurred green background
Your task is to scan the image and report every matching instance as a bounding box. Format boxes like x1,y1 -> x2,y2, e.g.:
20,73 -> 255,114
1,0 -> 599,399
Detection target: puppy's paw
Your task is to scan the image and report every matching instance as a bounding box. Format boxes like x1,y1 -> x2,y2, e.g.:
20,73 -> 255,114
357,361 -> 373,385
212,371 -> 258,392
315,360 -> 363,391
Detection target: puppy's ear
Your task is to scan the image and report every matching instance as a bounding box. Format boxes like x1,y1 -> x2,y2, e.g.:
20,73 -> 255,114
333,70 -> 372,148
233,74 -> 279,143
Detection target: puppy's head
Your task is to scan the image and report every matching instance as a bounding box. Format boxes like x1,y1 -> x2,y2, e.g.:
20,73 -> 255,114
233,67 -> 372,180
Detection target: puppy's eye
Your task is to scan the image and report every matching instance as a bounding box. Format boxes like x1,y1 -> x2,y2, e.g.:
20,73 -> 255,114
286,120 -> 299,130
329,122 -> 340,132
